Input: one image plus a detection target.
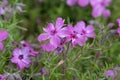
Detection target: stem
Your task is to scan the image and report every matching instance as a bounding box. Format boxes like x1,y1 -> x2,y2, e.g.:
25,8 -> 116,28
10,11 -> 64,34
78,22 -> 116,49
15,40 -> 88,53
62,42 -> 71,77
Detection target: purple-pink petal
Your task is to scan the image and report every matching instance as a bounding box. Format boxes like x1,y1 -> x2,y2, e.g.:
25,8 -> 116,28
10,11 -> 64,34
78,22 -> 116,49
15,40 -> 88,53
42,43 -> 55,52
0,6 -> 5,15
38,33 -> 50,42
117,27 -> 120,36
50,36 -> 61,47
117,18 -> 120,27
55,17 -> 65,31
0,30 -> 8,41
67,0 -> 77,6
43,23 -> 55,33
104,70 -> 115,78
78,0 -> 89,7
103,9 -> 111,18
92,5 -> 104,18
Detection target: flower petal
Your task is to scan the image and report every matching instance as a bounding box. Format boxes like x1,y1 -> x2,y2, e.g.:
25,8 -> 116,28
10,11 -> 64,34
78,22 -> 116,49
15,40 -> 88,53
50,36 -> 60,47
66,0 -> 77,6
43,23 -> 55,33
55,17 -> 65,30
0,30 -> 8,41
86,25 -> 95,32
42,43 -> 55,52
74,21 -> 86,33
78,0 -> 89,7
38,33 -> 50,42
92,5 -> 104,18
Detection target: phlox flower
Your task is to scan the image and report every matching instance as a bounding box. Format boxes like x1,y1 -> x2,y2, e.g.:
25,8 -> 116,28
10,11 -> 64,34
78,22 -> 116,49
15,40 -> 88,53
60,24 -> 86,47
3,0 -> 8,7
104,70 -> 115,79
74,21 -> 95,41
0,30 -> 8,51
117,18 -> 120,27
67,0 -> 77,6
117,27 -> 120,36
11,48 -> 31,70
66,0 -> 89,7
90,0 -> 111,18
21,40 -> 39,56
0,75 -> 5,80
38,17 -> 65,48
0,5 -> 5,15
117,18 -> 120,35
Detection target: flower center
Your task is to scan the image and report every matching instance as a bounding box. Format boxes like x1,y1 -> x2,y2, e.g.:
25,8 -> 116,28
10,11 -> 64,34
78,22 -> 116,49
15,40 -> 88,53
18,55 -> 24,60
101,2 -> 105,6
71,34 -> 77,39
82,29 -> 86,34
50,30 -> 57,35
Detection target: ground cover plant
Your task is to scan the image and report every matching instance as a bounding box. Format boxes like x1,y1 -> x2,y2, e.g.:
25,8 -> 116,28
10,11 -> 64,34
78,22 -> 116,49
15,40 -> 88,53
0,0 -> 120,80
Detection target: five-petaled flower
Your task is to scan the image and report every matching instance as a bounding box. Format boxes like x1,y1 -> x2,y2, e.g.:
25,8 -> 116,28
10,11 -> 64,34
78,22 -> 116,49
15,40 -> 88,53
11,48 -> 31,70
38,17 -> 65,48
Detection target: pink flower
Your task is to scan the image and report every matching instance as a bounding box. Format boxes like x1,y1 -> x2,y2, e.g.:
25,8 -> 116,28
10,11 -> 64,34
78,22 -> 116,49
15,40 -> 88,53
117,18 -> 120,35
11,48 -> 31,70
78,0 -> 89,7
0,75 -> 5,80
90,0 -> 111,18
104,70 -> 115,79
21,40 -> 39,56
117,18 -> 120,27
38,17 -> 65,48
3,0 -> 8,7
66,0 -> 77,6
103,9 -> 111,18
66,0 -> 89,7
0,30 -> 8,51
0,5 -> 5,15
60,24 -> 86,47
74,21 -> 95,41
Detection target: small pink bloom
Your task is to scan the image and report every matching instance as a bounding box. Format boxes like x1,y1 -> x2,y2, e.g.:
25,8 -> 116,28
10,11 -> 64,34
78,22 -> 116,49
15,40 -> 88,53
90,0 -> 111,18
91,4 -> 104,18
117,18 -> 120,35
3,0 -> 8,7
117,18 -> 120,27
61,24 -> 86,47
117,27 -> 120,36
78,0 -> 89,7
104,70 -> 115,79
66,0 -> 77,6
0,30 -> 8,51
0,5 -> 5,15
74,21 -> 95,40
11,48 -> 31,70
0,74 -> 5,80
38,17 -> 65,48
103,9 -> 111,18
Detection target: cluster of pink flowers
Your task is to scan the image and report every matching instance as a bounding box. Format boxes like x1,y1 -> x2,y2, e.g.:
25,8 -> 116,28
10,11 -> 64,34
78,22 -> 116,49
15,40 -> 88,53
66,0 -> 112,18
38,17 -> 95,52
